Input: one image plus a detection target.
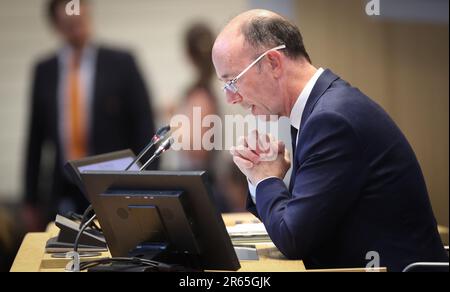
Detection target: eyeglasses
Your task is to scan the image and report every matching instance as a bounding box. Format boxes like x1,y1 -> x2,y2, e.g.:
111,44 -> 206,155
223,44 -> 286,94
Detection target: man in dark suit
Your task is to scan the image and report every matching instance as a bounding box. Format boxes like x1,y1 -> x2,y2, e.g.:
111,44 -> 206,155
212,9 -> 447,271
23,0 -> 157,229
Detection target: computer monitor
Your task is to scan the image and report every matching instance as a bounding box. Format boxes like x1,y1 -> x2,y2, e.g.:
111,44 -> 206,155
80,170 -> 240,271
64,149 -> 140,195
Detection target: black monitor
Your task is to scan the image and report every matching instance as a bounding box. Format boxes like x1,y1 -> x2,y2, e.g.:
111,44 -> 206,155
79,170 -> 240,271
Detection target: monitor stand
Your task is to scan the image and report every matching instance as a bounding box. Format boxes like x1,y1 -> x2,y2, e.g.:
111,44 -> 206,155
87,242 -> 203,272
129,243 -> 203,271
128,242 -> 169,261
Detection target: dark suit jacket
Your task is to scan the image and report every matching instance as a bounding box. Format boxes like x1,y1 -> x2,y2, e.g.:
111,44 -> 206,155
25,46 -> 158,220
247,69 -> 447,271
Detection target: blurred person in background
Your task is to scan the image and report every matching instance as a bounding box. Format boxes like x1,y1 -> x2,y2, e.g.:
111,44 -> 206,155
173,23 -> 236,212
23,0 -> 157,230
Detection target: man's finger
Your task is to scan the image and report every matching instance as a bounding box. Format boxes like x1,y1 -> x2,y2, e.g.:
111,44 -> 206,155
235,145 -> 260,164
231,145 -> 260,164
248,130 -> 272,154
258,133 -> 272,153
247,130 -> 259,152
258,140 -> 278,162
233,155 -> 254,169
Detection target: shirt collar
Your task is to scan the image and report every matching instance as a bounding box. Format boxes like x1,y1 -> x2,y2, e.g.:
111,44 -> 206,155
58,43 -> 96,65
289,67 -> 324,130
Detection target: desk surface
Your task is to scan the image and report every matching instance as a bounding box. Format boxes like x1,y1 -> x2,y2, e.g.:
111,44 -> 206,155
11,213 -> 308,272
10,212 -> 385,272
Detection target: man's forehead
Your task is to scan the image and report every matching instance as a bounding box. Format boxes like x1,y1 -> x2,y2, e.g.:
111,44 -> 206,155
213,39 -> 253,79
215,52 -> 244,80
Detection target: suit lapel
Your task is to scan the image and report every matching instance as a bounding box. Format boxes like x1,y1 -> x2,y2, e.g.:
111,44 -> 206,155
298,69 -> 339,133
289,69 -> 340,193
46,57 -> 60,154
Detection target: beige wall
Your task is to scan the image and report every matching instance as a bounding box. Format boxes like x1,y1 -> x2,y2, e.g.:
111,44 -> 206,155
296,0 -> 449,227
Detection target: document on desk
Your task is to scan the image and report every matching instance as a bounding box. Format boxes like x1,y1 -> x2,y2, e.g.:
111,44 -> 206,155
226,223 -> 271,243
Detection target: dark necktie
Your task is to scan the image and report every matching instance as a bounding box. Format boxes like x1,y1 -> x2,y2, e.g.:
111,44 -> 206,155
289,125 -> 299,193
290,125 -> 298,156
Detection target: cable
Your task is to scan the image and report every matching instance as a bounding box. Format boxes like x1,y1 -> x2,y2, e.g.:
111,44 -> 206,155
79,257 -> 182,272
74,213 -> 97,253
73,216 -> 181,272
79,205 -> 93,227
78,205 -> 102,232
79,257 -> 154,270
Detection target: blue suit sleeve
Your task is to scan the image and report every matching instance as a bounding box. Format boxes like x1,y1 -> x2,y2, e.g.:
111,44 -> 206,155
255,111 -> 367,259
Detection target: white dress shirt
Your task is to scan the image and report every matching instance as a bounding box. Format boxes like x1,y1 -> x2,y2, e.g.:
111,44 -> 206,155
248,67 -> 325,204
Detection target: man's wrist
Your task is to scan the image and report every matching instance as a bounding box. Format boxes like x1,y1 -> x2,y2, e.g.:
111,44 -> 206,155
252,174 -> 282,185
248,176 -> 279,204
250,176 -> 280,188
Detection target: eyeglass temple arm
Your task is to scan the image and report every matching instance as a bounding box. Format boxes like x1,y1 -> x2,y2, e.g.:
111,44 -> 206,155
233,44 -> 286,81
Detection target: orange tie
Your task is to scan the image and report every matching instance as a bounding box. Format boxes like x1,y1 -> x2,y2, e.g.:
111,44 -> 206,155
67,55 -> 87,160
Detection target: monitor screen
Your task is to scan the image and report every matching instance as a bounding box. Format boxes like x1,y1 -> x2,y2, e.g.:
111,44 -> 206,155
64,149 -> 138,194
77,157 -> 140,172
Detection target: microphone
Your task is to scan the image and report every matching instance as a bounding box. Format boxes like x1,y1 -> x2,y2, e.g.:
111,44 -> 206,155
140,137 -> 175,171
125,125 -> 171,171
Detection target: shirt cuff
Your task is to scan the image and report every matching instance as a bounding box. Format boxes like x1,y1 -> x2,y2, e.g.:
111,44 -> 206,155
248,177 -> 279,204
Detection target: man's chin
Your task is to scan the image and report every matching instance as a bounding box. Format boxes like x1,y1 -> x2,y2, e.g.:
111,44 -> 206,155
256,114 -> 278,121
250,107 -> 277,121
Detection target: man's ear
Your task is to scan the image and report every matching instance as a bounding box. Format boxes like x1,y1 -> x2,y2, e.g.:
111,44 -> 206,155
266,51 -> 283,78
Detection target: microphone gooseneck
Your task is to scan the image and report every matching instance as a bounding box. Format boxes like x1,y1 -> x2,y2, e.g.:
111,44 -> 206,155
124,125 -> 171,170
140,137 -> 174,171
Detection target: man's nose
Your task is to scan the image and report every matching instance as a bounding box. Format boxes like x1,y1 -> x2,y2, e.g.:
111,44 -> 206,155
226,90 -> 243,105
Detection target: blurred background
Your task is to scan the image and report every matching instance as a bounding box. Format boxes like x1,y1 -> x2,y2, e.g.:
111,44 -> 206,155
0,0 -> 448,271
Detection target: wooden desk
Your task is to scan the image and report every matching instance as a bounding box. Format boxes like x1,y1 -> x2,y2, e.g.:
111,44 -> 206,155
10,212 -> 385,272
10,213 -> 307,272
438,225 -> 449,245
